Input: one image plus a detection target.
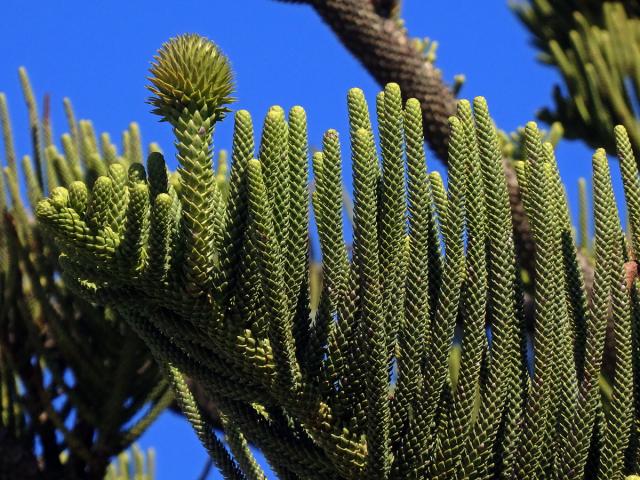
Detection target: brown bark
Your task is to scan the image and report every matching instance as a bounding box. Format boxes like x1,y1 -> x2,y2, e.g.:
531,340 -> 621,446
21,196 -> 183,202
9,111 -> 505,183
310,0 -> 455,161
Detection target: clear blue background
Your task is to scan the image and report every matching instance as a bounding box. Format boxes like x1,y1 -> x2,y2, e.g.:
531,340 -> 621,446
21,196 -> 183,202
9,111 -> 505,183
0,1 -> 615,478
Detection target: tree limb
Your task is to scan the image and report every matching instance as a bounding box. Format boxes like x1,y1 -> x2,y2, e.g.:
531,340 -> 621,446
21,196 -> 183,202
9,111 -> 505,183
307,0 -> 455,160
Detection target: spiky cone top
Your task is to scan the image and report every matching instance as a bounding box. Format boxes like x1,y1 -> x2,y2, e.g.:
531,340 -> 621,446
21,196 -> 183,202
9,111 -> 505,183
147,34 -> 234,295
147,34 -> 234,125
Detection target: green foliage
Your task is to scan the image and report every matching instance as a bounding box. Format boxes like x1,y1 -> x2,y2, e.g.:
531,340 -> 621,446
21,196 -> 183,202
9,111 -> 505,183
34,34 -> 640,479
0,71 -> 171,479
514,1 -> 640,156
104,445 -> 155,480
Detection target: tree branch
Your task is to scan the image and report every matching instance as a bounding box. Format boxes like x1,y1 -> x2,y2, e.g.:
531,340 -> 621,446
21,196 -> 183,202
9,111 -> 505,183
308,0 -> 455,160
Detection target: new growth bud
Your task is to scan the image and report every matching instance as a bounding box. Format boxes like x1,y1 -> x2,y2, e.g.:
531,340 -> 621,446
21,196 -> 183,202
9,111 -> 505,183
147,33 -> 235,125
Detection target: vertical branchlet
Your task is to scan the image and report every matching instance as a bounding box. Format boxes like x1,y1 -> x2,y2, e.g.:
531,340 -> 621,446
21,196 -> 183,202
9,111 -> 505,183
351,127 -> 390,478
377,83 -> 406,374
461,98 -> 519,478
436,99 -> 488,479
560,149 -> 616,479
147,34 -> 234,296
390,98 -> 430,459
246,159 -> 301,394
18,68 -> 45,193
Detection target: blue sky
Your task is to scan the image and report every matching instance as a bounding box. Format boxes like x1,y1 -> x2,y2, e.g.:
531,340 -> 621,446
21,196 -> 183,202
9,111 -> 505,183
0,1 -> 616,478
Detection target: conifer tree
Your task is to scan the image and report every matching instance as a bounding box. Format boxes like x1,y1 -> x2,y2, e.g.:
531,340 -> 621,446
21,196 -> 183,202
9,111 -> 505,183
0,72 -> 171,479
32,33 -> 640,479
4,1 -> 640,478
